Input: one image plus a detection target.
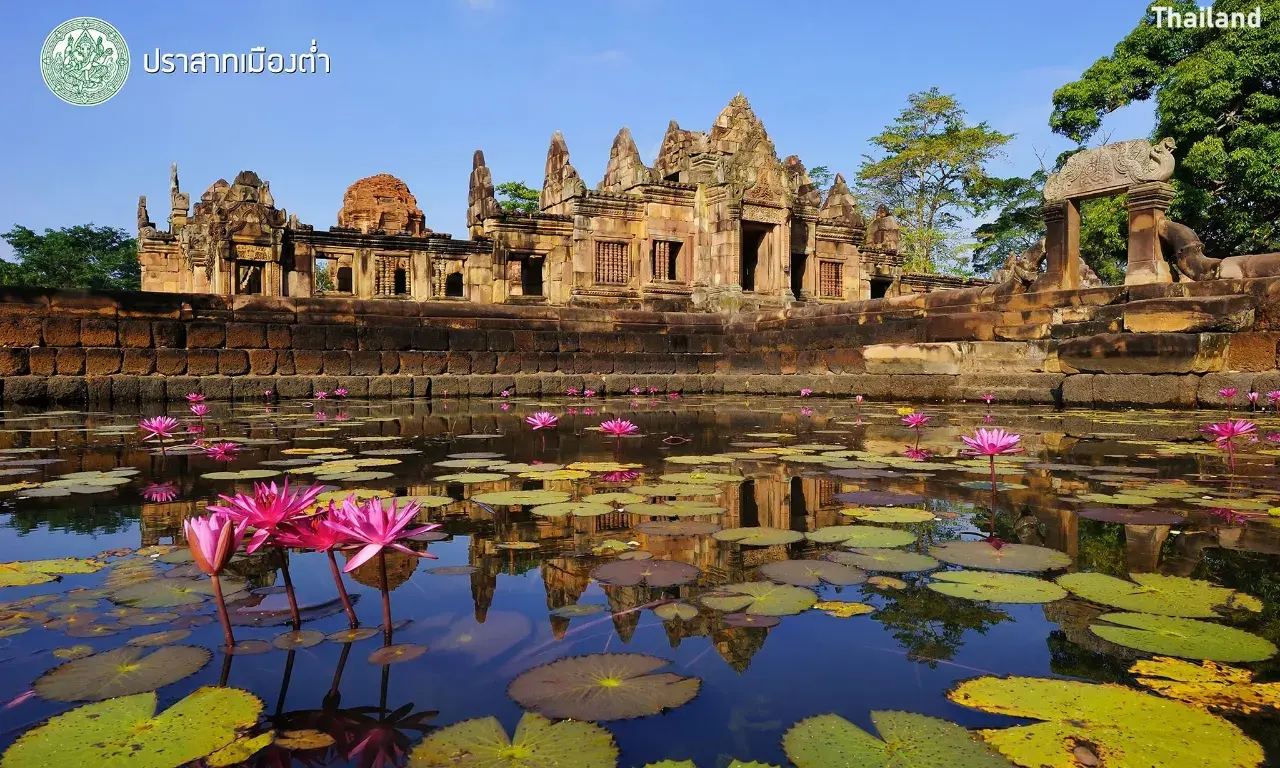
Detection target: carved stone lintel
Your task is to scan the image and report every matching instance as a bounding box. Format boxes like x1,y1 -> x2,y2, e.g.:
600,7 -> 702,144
1044,138 -> 1176,202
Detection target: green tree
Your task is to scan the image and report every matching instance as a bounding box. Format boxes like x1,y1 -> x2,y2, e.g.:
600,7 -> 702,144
807,165 -> 834,192
858,87 -> 1013,275
495,181 -> 541,214
1051,0 -> 1280,257
0,224 -> 140,291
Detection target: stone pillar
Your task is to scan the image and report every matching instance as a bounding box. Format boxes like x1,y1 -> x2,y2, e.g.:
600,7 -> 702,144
1125,181 -> 1175,286
1041,201 -> 1080,291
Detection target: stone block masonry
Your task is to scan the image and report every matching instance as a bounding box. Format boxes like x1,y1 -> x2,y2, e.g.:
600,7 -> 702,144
6,276 -> 1280,409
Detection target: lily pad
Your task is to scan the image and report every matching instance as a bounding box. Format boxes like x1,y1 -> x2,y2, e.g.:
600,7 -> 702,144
782,711 -> 1012,768
659,472 -> 745,484
109,578 -> 241,608
590,559 -> 701,588
629,484 -> 722,497
930,541 -> 1071,573
712,527 -> 804,546
805,525 -> 915,548
435,473 -> 509,484
722,613 -> 779,628
1056,572 -> 1258,618
759,560 -> 867,587
271,629 -> 325,649
1090,612 -> 1277,662
409,712 -> 618,767
843,508 -> 936,524
834,491 -> 925,506
550,604 -> 606,618
826,549 -> 939,573
663,454 -> 736,464
0,558 -> 105,588
507,653 -> 700,721
1077,507 -> 1185,525
531,502 -> 615,518
1131,656 -> 1280,715
813,601 -> 876,618
947,675 -> 1265,768
928,571 -> 1067,604
0,686 -> 263,768
327,627 -> 380,643
636,520 -> 722,537
34,645 -> 212,702
127,630 -> 191,647
699,582 -> 817,616
653,603 -> 699,621
582,492 -> 648,505
368,643 -> 427,665
472,490 -> 572,506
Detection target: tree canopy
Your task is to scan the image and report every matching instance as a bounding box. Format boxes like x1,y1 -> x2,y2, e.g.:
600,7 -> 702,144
1050,0 -> 1280,258
858,87 -> 1012,276
0,224 -> 140,291
495,181 -> 541,214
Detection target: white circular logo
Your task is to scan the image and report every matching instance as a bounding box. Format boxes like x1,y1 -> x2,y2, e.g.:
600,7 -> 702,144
40,17 -> 130,106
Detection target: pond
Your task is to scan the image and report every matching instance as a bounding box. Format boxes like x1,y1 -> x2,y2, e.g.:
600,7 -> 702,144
0,393 -> 1277,767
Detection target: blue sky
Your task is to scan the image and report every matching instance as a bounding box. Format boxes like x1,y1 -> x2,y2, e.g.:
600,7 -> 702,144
0,1 -> 1157,257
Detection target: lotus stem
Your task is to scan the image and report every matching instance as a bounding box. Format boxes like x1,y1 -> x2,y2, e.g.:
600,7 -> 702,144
210,573 -> 235,650
218,648 -> 233,686
275,649 -> 296,716
324,641 -> 352,710
327,549 -> 359,628
988,455 -> 998,537
278,549 -> 302,630
378,551 -> 392,644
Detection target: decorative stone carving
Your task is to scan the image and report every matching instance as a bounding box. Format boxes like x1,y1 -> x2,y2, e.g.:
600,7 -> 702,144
337,174 -> 427,235
137,195 -> 158,239
169,162 -> 190,219
540,131 -> 585,210
783,155 -> 822,208
818,174 -> 864,229
863,205 -> 901,254
599,127 -> 652,192
1044,138 -> 1176,202
467,150 -> 501,226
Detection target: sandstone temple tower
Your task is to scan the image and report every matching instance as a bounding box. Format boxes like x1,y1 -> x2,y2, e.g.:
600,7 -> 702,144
138,95 -> 968,311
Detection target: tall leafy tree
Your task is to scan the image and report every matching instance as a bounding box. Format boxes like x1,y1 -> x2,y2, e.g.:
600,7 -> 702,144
495,181 -> 541,214
0,224 -> 140,291
806,165 -> 834,192
858,87 -> 1013,274
1051,0 -> 1280,257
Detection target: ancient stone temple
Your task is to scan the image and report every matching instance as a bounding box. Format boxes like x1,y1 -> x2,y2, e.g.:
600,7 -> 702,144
137,95 -> 977,311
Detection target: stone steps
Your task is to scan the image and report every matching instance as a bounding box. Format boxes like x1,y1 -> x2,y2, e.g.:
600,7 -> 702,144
1121,294 -> 1255,333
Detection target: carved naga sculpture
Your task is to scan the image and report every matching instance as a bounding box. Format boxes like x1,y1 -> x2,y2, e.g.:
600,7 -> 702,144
1161,219 -> 1280,281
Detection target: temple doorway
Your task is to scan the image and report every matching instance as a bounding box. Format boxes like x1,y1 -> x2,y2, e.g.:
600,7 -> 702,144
869,277 -> 891,299
790,253 -> 806,298
522,256 -> 544,296
741,223 -> 770,292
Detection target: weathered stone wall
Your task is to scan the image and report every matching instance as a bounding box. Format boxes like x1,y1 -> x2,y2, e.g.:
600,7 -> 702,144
6,275 -> 1280,408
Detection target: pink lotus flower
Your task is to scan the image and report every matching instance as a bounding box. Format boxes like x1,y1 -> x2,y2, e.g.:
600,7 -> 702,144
184,511 -> 248,577
600,419 -> 639,437
901,413 -> 932,430
982,394 -> 995,405
630,387 -> 642,395
139,416 -> 181,442
264,389 -> 273,399
500,389 -> 511,398
566,407 -> 578,415
903,447 -> 933,461
667,392 -> 680,400
334,387 -> 349,398
316,391 -> 328,400
142,481 -> 180,503
274,512 -> 351,552
582,407 -> 595,415
631,400 -> 642,408
329,497 -> 439,572
186,393 -> 206,404
855,395 -> 863,404
1208,507 -> 1249,526
799,388 -> 812,397
1201,420 -> 1256,444
1268,391 -> 1280,405
961,428 -> 1023,457
335,412 -> 350,421
648,386 -> 659,395
800,407 -> 813,416
208,479 -> 324,553
566,387 -> 580,396
601,470 -> 640,483
315,411 -> 328,421
500,402 -> 511,411
583,389 -> 597,398
189,403 -> 209,417
204,442 -> 240,462
1248,391 -> 1260,404
1219,387 -> 1238,400
525,412 -> 558,430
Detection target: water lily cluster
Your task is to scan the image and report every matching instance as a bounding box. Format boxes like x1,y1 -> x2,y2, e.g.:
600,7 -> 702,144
186,479 -> 439,649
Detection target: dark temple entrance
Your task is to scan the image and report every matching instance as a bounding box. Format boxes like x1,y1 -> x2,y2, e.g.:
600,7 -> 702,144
741,224 -> 769,292
790,253 -> 806,298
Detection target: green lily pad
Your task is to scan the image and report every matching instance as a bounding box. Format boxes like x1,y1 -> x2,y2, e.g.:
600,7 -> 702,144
826,549 -> 939,573
1057,572 -> 1260,618
0,558 -> 105,588
435,473 -> 510,484
712,527 -> 804,546
531,502 -> 615,518
0,686 -> 263,768
34,645 -> 212,702
409,712 -> 617,767
930,541 -> 1071,573
842,508 -> 936,524
636,520 -> 722,537
806,526 -> 915,548
759,560 -> 867,587
394,495 -> 455,509
435,458 -> 505,468
699,582 -> 817,616
653,603 -> 699,621
928,570 -> 1068,604
783,711 -> 1012,768
472,490 -> 572,506
1090,612 -> 1277,662
200,470 -> 281,481
663,455 -> 736,464
948,675 -> 1265,768
582,492 -> 648,505
109,578 -> 241,608
550,604 -> 606,618
659,472 -> 745,484
629,484 -> 722,497
507,653 -> 700,721
590,559 -> 701,588
205,732 -> 275,767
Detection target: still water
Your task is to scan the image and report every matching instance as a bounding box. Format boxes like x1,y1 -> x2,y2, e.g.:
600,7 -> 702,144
0,395 -> 1277,766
